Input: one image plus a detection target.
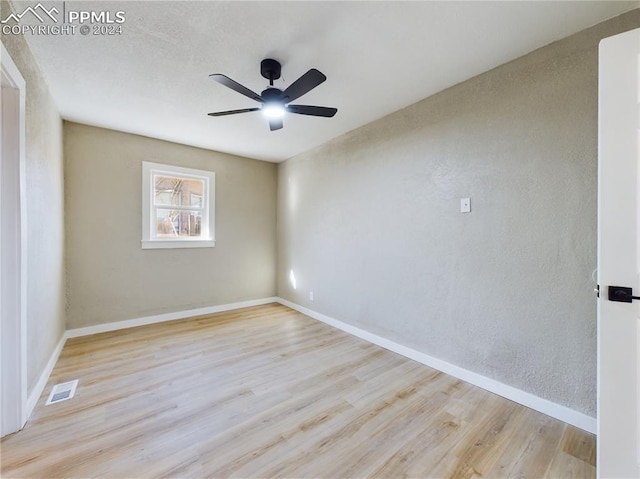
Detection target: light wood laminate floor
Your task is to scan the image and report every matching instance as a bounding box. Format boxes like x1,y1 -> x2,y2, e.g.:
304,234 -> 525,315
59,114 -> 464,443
1,303 -> 595,478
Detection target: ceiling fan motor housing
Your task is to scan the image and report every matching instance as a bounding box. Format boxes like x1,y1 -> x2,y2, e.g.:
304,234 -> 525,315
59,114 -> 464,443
261,59 -> 282,84
261,87 -> 283,102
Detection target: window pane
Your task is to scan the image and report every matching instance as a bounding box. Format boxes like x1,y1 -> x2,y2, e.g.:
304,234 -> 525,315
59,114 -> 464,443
154,175 -> 204,207
155,209 -> 202,238
190,193 -> 203,208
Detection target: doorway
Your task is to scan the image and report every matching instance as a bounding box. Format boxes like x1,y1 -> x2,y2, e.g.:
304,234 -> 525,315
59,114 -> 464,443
0,41 -> 28,438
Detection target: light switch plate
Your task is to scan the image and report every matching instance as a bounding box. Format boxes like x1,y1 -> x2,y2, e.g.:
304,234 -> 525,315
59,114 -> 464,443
460,198 -> 471,213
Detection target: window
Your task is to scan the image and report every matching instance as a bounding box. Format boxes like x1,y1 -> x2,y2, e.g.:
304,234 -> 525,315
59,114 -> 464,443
142,162 -> 215,249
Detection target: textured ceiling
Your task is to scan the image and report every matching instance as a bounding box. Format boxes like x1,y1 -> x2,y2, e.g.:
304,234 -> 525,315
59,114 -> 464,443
19,1 -> 638,162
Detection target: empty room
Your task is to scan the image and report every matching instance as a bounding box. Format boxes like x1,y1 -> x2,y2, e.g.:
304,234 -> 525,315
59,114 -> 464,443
1,1 -> 639,477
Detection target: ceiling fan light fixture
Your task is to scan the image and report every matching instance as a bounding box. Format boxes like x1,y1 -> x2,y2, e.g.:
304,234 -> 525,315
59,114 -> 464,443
262,102 -> 285,118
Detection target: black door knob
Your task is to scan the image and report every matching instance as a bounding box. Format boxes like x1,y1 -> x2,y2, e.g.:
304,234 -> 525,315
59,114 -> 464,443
608,285 -> 640,303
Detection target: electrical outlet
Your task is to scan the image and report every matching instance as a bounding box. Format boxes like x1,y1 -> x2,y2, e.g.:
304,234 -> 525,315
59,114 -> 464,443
309,291 -> 314,301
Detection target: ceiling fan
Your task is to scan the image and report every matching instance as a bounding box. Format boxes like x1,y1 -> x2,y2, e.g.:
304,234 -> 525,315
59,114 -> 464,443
208,59 -> 337,131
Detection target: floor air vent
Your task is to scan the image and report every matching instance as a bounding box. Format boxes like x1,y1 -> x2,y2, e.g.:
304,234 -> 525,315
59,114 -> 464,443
45,380 -> 79,405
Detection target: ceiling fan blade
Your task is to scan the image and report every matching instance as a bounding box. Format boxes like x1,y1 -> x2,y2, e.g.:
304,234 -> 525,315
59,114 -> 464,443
207,107 -> 260,117
209,74 -> 264,103
269,118 -> 283,131
287,105 -> 337,117
281,69 -> 327,102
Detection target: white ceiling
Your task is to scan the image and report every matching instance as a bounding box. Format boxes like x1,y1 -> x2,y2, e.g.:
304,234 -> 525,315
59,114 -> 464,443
21,1 -> 637,162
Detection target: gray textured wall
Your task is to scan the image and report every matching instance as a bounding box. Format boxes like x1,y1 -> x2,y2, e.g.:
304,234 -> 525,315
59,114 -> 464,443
64,123 -> 277,329
277,11 -> 640,417
1,1 -> 66,393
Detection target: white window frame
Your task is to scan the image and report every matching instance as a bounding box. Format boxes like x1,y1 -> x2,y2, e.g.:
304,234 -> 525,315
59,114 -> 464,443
142,161 -> 215,249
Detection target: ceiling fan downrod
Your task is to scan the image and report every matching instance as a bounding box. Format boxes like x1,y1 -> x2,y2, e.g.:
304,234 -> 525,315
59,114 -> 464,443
260,59 -> 281,86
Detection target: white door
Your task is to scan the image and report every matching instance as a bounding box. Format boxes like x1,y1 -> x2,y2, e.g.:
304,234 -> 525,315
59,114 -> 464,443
0,41 -> 27,438
597,27 -> 640,479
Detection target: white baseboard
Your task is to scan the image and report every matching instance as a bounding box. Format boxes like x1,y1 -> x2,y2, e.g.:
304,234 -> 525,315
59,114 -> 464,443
26,333 -> 66,418
276,297 -> 597,434
66,297 -> 279,339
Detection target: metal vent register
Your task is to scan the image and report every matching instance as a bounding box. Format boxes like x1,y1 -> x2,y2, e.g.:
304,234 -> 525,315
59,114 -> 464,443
45,380 -> 79,405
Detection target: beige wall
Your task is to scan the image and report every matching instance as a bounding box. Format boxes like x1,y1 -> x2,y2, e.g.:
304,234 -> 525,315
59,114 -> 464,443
1,1 -> 66,393
64,123 -> 277,329
277,10 -> 640,417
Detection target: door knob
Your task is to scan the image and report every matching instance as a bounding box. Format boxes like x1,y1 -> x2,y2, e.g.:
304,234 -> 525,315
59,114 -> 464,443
608,285 -> 640,303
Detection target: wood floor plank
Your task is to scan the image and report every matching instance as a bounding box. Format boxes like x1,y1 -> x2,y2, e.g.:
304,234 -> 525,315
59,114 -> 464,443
545,451 -> 597,478
482,410 -> 565,478
560,425 -> 597,467
0,303 -> 596,478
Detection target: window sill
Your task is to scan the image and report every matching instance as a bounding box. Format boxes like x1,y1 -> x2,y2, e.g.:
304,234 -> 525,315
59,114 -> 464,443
141,239 -> 215,250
